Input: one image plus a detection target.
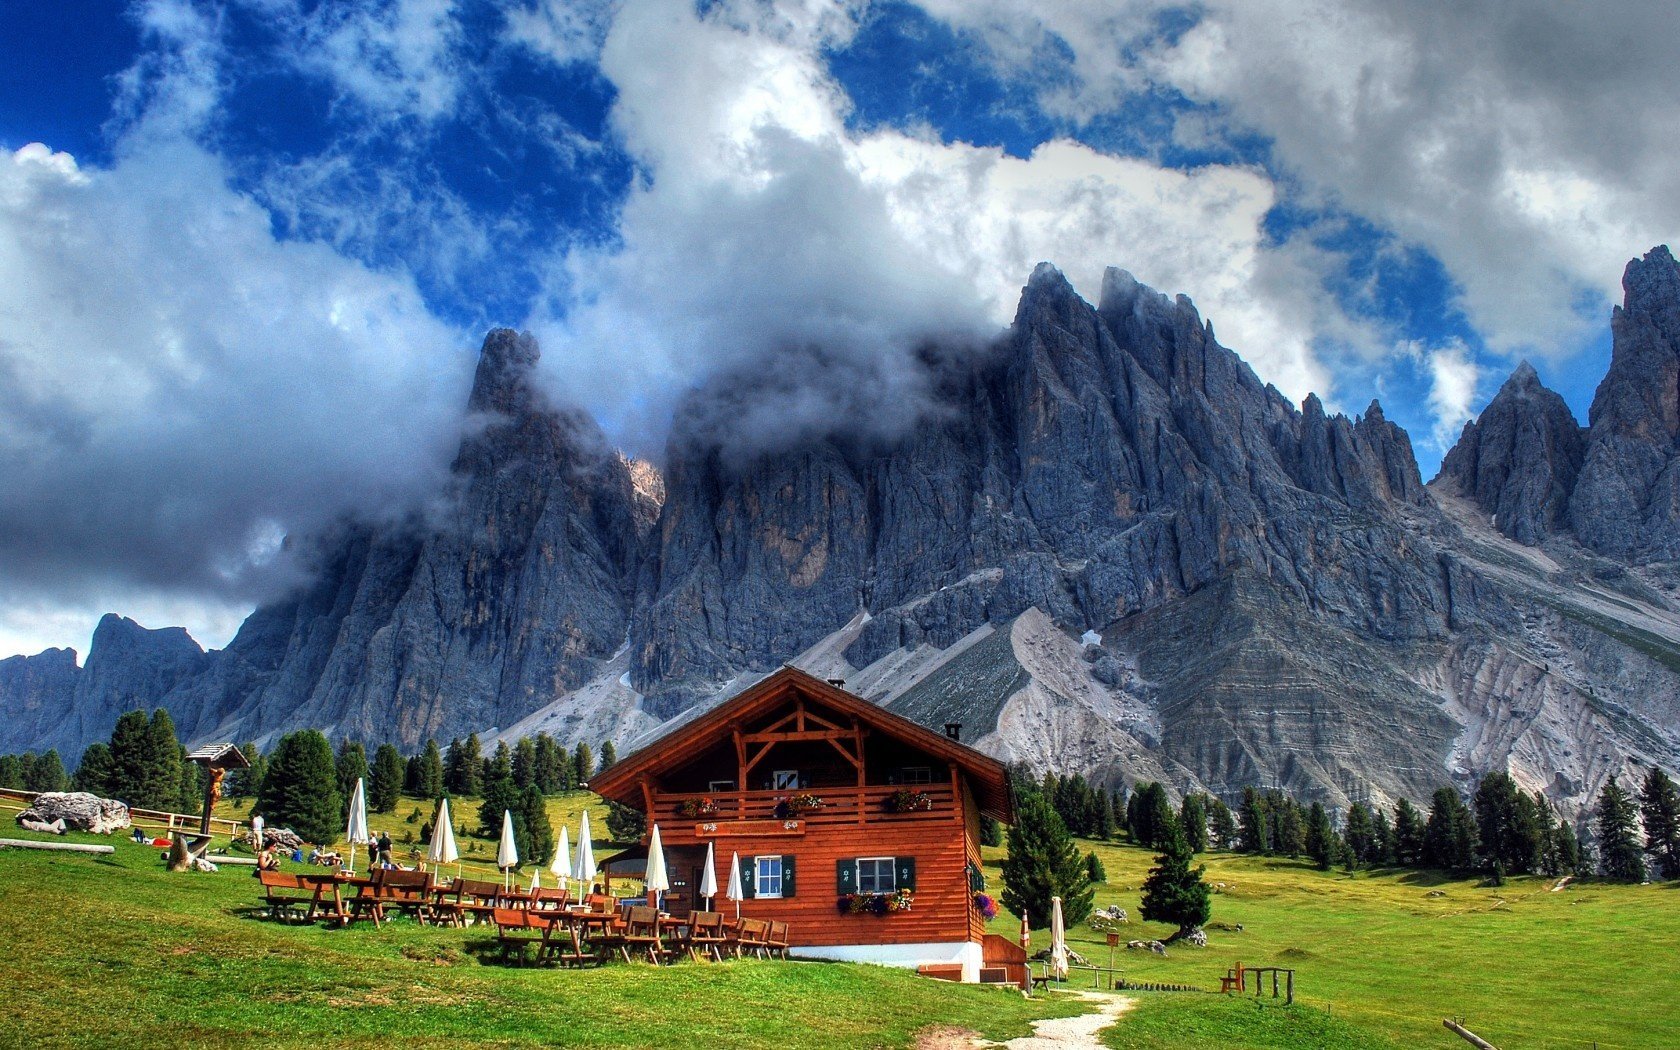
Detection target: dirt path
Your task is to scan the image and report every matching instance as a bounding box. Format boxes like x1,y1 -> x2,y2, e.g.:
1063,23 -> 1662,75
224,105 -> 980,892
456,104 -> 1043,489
916,991 -> 1136,1050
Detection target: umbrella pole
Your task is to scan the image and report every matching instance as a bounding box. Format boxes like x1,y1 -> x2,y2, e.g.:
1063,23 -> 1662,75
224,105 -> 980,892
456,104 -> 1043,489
347,843 -> 356,874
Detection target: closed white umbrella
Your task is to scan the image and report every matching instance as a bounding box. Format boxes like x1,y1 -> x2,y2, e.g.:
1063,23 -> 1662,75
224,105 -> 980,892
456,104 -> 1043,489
725,850 -> 744,919
427,797 -> 460,882
698,840 -> 718,909
529,866 -> 542,892
645,823 -> 669,909
572,810 -> 597,890
345,778 -> 368,873
1049,895 -> 1069,981
551,825 -> 572,893
497,809 -> 519,890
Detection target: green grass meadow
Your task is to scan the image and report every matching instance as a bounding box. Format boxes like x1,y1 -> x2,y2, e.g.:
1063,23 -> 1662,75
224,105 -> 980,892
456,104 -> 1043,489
3,791 -> 1677,1048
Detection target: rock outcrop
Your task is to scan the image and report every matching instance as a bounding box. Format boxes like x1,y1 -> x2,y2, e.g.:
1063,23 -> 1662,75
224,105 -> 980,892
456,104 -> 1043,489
1435,361 -> 1586,545
16,792 -> 131,834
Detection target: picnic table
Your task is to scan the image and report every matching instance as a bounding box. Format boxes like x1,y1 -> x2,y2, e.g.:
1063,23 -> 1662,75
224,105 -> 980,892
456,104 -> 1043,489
296,872 -> 375,925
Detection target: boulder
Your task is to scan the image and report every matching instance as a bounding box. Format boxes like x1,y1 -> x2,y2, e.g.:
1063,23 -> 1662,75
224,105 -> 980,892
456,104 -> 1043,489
1169,927 -> 1208,947
16,792 -> 130,834
1126,940 -> 1168,956
249,826 -> 305,852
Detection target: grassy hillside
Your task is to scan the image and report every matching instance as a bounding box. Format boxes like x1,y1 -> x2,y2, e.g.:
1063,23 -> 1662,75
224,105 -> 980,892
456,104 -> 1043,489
983,836 -> 1679,1050
0,822 -> 1074,1049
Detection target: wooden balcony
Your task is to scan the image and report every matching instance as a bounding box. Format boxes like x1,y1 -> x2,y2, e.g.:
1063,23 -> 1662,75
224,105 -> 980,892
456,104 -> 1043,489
649,784 -> 957,836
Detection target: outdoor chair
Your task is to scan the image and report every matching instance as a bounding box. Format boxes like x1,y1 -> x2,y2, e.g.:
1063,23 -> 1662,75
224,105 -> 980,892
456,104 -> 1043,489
493,907 -> 550,966
685,910 -> 729,962
345,869 -> 388,927
257,870 -> 312,923
734,917 -> 771,959
766,920 -> 791,960
531,887 -> 569,910
623,905 -> 670,965
451,879 -> 504,926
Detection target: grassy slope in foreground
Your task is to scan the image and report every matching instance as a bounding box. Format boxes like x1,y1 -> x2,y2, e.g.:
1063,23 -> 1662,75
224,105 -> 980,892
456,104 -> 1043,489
0,828 -> 1076,1050
984,837 -> 1678,1050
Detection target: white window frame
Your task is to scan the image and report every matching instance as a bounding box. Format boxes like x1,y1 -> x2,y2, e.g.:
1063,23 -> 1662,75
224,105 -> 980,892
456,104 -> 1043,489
772,769 -> 801,790
708,779 -> 737,792
755,854 -> 784,898
901,766 -> 933,785
857,855 -> 896,894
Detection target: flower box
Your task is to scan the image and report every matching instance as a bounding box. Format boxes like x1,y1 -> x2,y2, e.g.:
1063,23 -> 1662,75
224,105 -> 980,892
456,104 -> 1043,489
837,888 -> 914,915
676,798 -> 719,818
887,789 -> 935,813
775,793 -> 825,818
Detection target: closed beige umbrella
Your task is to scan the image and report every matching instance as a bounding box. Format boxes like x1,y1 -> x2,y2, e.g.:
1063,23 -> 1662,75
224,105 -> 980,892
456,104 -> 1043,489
1049,896 -> 1069,981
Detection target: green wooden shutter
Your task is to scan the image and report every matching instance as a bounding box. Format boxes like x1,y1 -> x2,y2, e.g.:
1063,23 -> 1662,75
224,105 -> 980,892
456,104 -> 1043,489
782,855 -> 796,897
896,856 -> 916,891
836,857 -> 857,894
742,856 -> 756,899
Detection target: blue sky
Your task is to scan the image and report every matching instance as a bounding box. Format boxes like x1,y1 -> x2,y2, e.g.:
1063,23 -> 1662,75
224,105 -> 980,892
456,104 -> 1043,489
0,0 -> 1674,659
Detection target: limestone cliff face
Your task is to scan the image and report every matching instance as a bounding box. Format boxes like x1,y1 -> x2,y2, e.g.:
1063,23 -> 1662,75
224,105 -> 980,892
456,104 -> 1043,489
1435,361 -> 1586,545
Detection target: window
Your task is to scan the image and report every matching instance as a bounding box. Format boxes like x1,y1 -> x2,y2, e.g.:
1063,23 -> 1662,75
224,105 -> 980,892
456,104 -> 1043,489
901,766 -> 933,785
708,779 -> 736,792
755,855 -> 784,898
857,856 -> 895,894
772,769 -> 801,790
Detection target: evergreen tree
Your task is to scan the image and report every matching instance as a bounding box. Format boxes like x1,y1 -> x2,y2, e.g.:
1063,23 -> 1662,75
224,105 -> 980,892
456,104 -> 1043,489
229,740 -> 265,798
512,737 -> 539,790
1424,787 -> 1476,871
605,799 -> 645,843
1138,815 -> 1212,939
147,710 -> 185,811
1306,802 -> 1336,870
335,741 -> 369,820
488,741 -> 514,784
403,754 -> 423,796
980,815 -> 1004,847
1180,794 -> 1209,853
1130,782 -> 1173,848
479,777 -> 520,838
535,733 -> 567,793
370,744 -> 403,813
106,710 -> 151,804
256,730 -> 343,845
1207,797 -> 1237,850
1096,790 -> 1118,840
0,754 -> 23,788
1273,795 -> 1305,857
27,749 -> 69,792
573,741 -> 595,786
517,784 -> 553,867
1111,786 -> 1130,841
1238,787 -> 1269,854
1085,850 -> 1106,883
1568,825 -> 1593,877
1596,779 -> 1646,882
1474,771 -> 1541,875
1639,768 -> 1680,880
1372,807 -> 1396,866
1393,797 -> 1426,866
1343,803 -> 1373,865
73,743 -> 116,796
1534,795 -> 1562,876
1001,793 -> 1094,930
418,739 -> 445,799
599,740 -> 617,772
445,735 -> 483,797
176,749 -> 203,813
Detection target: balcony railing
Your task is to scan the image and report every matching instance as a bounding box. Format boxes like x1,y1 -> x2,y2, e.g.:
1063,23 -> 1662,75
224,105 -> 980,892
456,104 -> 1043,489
651,784 -> 956,829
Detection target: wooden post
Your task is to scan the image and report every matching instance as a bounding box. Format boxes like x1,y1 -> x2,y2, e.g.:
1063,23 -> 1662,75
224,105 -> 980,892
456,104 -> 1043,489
1286,969 -> 1293,1005
1443,1019 -> 1499,1050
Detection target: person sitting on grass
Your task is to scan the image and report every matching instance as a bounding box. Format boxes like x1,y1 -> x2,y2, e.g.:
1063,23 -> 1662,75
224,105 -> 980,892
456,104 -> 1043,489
256,843 -> 281,872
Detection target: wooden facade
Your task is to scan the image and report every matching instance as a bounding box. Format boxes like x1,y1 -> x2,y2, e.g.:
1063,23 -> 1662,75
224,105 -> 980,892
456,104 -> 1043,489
589,667 -> 1011,980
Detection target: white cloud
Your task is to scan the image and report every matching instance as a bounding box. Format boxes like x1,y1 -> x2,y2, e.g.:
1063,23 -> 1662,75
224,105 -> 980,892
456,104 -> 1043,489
0,136 -> 472,641
914,0 -> 1680,361
1410,339 -> 1481,452
526,0 -> 1336,454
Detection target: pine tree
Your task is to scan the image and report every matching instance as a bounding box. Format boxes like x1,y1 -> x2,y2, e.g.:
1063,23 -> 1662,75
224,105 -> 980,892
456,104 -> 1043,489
981,815 -> 1004,847
1596,779 -> 1646,882
488,741 -> 514,784
1306,802 -> 1336,870
370,744 -> 404,813
1130,782 -> 1172,848
229,740 -> 265,798
256,730 -> 343,845
1085,850 -> 1106,883
1001,793 -> 1094,930
403,754 -> 423,796
1273,796 -> 1305,857
1639,768 -> 1680,880
599,740 -> 617,772
512,737 -> 538,789
606,799 -> 644,843
1474,771 -> 1541,875
1424,787 -> 1476,871
535,733 -> 567,793
445,736 -> 483,797
0,754 -> 23,789
1238,787 -> 1269,854
27,749 -> 69,792
73,743 -> 116,796
1207,797 -> 1237,850
478,777 -> 519,838
1180,794 -> 1209,853
1096,791 -> 1118,840
1139,815 -> 1212,939
419,739 -> 445,799
1344,803 -> 1374,866
518,784 -> 553,867
1533,794 -> 1562,876
335,741 -> 369,821
1111,786 -> 1130,841
106,710 -> 151,804
1393,797 -> 1425,866
573,741 -> 595,786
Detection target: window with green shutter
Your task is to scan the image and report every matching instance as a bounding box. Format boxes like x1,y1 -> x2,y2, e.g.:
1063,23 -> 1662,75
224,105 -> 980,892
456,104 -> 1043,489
895,856 -> 916,891
836,857 -> 858,894
782,854 -> 796,897
741,856 -> 756,899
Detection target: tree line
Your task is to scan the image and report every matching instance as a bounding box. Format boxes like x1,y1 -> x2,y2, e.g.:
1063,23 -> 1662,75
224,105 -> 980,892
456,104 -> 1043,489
1018,764 -> 1679,884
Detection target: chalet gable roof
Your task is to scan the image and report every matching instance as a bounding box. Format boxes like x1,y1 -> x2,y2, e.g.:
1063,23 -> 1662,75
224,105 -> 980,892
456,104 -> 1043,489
590,666 -> 1012,823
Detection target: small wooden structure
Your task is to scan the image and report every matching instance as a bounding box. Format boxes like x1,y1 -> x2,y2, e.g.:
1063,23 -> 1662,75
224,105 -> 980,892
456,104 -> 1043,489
1246,965 -> 1295,1005
167,742 -> 248,872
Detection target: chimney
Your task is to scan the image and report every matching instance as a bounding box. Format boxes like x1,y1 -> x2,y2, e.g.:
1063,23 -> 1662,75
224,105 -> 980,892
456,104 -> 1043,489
944,722 -> 962,741
827,678 -> 846,688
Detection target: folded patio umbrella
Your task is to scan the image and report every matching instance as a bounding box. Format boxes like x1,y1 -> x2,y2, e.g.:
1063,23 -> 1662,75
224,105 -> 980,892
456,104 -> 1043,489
725,850 -> 744,919
427,797 -> 460,880
573,810 -> 597,890
645,823 -> 669,908
497,809 -> 519,890
552,825 -> 572,892
1050,895 -> 1070,981
698,840 -> 718,909
345,778 -> 368,874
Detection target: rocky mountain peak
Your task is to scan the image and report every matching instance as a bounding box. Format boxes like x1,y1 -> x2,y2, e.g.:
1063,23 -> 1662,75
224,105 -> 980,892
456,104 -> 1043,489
467,328 -> 542,416
1621,244 -> 1679,322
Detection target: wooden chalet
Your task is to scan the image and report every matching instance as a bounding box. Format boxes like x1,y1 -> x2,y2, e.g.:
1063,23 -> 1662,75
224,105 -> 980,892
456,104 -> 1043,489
589,666 -> 1015,981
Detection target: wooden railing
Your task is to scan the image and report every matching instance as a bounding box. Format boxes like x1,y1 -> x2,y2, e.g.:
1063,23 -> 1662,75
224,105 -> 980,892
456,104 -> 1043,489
0,786 -> 245,837
651,784 -> 956,828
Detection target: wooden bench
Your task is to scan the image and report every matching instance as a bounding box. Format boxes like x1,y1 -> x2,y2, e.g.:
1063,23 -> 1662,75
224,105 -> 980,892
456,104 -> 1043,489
493,907 -> 552,965
623,905 -> 670,965
733,917 -> 772,959
684,910 -> 729,962
1220,961 -> 1245,994
257,870 -> 312,922
766,920 -> 791,960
